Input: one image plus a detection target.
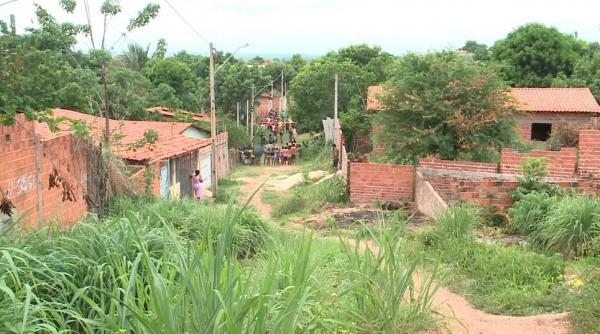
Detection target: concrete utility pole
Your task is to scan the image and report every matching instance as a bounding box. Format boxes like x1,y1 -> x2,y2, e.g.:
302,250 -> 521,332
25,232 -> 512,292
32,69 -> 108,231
246,99 -> 249,134
281,70 -> 284,112
334,73 -> 340,165
334,73 -> 339,122
236,101 -> 240,127
251,84 -> 255,144
209,42 -> 217,198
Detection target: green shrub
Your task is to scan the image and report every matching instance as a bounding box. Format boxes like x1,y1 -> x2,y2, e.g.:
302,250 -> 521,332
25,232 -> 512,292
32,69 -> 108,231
481,206 -> 508,228
272,195 -> 308,218
583,236 -> 600,257
511,157 -> 562,201
307,176 -> 349,204
106,197 -> 270,256
534,195 -> 600,257
433,203 -> 479,241
509,191 -> 559,235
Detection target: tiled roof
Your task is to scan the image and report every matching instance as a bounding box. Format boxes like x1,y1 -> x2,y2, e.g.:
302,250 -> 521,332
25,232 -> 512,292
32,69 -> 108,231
367,86 -> 600,114
510,88 -> 600,113
35,109 -> 211,162
367,85 -> 386,111
146,106 -> 209,122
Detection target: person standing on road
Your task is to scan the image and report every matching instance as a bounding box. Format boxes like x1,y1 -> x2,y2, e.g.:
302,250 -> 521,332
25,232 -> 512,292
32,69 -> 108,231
331,143 -> 339,171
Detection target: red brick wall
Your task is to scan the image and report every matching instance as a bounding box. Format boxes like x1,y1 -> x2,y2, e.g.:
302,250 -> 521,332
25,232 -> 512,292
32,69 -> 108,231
500,148 -> 577,178
515,112 -> 593,142
419,159 -> 498,173
40,135 -> 88,228
578,130 -> 600,178
423,172 -> 517,209
0,115 -> 38,227
349,162 -> 414,203
0,117 -> 89,230
131,160 -> 163,196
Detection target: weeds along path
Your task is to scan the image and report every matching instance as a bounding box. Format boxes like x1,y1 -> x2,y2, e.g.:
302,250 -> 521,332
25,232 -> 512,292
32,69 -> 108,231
234,165 -> 301,218
341,239 -> 571,334
234,167 -> 571,334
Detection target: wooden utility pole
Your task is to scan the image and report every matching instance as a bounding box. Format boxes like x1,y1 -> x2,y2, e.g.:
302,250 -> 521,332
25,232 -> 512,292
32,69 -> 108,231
236,101 -> 240,127
102,64 -> 110,143
251,84 -> 255,144
209,42 -> 217,198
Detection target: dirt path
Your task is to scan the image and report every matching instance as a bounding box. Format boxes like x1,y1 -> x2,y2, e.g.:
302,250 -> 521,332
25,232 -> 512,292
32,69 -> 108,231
235,165 -> 301,218
232,165 -> 571,334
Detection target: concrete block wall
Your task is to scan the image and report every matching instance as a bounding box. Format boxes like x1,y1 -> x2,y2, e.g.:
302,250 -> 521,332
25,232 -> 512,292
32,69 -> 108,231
349,162 -> 414,203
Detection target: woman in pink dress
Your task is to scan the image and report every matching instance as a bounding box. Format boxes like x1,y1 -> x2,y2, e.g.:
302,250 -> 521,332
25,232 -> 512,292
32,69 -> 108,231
191,170 -> 203,200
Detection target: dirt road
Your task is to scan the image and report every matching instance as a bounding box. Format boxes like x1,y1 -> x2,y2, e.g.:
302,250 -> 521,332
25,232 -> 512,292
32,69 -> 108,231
232,165 -> 571,334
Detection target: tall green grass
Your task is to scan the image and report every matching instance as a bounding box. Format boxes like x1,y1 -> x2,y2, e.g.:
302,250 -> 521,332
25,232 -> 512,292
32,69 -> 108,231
272,176 -> 349,219
418,204 -> 568,315
0,197 -> 438,333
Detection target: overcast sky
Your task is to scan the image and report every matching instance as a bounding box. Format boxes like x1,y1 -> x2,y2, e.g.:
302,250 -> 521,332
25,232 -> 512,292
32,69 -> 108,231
2,0 -> 600,57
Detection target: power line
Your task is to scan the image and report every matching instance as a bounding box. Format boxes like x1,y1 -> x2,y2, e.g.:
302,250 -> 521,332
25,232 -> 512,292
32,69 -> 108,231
162,0 -> 210,45
0,0 -> 18,7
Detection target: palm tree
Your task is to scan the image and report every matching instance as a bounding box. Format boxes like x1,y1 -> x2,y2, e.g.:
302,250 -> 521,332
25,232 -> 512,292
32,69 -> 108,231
122,43 -> 150,71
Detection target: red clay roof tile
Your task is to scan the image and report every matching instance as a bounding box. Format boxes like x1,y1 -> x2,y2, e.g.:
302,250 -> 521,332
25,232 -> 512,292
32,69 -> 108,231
35,109 -> 211,162
509,88 -> 600,113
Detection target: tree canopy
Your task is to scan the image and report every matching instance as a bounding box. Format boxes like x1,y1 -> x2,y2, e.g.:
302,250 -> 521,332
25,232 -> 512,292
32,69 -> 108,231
491,23 -> 587,87
289,44 -> 392,132
373,52 -> 517,163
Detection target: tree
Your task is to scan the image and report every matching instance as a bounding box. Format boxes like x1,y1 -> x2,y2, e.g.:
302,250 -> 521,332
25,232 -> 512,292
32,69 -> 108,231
289,45 -> 392,132
373,52 -> 517,163
120,43 -> 150,71
461,40 -> 490,62
289,58 -> 366,132
567,49 -> 600,101
491,23 -> 587,87
0,11 -> 99,125
144,58 -> 197,110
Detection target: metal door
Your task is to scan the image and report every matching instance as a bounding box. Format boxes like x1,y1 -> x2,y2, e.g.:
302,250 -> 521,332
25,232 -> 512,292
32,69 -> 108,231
160,163 -> 170,198
176,152 -> 198,198
201,154 -> 211,189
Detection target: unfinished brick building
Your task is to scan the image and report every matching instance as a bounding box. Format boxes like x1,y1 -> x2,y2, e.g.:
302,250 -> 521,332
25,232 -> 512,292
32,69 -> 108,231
366,85 -> 600,142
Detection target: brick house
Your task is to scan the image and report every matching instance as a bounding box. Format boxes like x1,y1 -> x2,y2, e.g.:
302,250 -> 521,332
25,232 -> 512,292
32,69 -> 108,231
1,109 -> 230,229
34,109 -> 227,199
510,88 -> 600,142
366,85 -> 600,142
256,93 -> 282,119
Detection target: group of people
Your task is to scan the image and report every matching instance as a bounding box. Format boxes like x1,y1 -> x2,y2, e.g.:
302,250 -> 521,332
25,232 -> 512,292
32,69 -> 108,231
238,141 -> 301,166
264,143 -> 299,165
260,111 -> 297,145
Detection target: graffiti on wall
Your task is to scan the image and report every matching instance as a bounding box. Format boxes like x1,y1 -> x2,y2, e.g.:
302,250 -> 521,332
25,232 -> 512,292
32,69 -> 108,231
6,174 -> 36,198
